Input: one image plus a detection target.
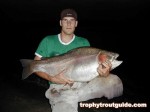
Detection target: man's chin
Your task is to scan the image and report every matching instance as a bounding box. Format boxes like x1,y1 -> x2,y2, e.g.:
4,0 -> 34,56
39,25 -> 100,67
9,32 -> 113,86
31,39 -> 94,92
65,32 -> 74,35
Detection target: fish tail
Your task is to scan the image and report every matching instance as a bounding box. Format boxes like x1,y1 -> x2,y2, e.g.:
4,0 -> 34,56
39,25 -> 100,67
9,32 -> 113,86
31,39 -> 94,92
20,59 -> 34,80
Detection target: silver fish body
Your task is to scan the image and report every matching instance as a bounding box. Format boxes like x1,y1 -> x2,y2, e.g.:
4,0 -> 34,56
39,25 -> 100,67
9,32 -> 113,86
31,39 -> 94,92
20,47 -> 122,82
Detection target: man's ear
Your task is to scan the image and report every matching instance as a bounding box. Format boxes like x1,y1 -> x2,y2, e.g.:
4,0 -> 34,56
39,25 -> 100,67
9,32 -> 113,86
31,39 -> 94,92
75,21 -> 78,27
60,20 -> 62,26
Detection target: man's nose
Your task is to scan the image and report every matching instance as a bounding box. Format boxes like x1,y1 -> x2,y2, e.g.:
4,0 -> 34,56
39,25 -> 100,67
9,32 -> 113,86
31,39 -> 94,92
67,20 -> 71,25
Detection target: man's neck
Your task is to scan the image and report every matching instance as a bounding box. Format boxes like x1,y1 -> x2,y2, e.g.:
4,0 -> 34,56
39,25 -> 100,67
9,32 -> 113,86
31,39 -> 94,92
60,32 -> 74,43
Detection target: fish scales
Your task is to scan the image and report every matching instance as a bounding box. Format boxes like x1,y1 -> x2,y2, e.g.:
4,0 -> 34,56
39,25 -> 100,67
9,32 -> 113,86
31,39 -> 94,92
20,47 -> 122,82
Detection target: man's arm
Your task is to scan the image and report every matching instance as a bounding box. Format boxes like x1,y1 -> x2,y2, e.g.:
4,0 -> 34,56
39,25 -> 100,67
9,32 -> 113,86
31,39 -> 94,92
34,55 -> 74,84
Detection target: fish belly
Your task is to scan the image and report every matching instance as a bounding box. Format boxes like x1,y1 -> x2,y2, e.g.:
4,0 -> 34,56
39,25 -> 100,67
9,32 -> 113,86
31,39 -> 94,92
65,55 -> 99,82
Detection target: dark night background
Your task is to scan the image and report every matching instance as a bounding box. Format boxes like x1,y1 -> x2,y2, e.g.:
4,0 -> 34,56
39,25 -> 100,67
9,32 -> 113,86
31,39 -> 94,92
0,0 -> 149,112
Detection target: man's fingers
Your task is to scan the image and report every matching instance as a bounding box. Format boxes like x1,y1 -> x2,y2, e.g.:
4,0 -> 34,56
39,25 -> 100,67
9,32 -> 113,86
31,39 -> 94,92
57,70 -> 74,84
64,78 -> 74,84
104,60 -> 112,68
102,62 -> 109,68
97,63 -> 110,77
97,64 -> 103,74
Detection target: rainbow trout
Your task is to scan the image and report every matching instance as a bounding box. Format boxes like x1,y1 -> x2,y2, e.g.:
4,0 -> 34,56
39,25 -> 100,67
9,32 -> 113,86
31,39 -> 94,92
20,47 -> 123,82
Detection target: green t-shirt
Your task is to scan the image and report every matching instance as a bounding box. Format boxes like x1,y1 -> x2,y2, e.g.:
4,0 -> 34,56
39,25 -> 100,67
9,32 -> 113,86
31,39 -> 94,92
35,34 -> 90,57
35,34 -> 90,84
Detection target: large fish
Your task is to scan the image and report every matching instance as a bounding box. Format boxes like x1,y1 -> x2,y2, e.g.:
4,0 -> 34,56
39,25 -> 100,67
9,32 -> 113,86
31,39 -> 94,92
20,47 -> 123,82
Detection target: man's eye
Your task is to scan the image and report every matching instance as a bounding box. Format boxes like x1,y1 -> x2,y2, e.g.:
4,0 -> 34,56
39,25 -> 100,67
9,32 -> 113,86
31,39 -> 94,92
63,19 -> 67,21
71,20 -> 75,22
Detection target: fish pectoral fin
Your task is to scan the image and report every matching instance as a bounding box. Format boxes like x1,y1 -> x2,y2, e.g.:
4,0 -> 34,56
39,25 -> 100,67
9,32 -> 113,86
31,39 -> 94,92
60,69 -> 67,74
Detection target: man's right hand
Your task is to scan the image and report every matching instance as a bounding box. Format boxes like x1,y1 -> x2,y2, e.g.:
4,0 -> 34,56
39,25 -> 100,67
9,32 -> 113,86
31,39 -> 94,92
51,69 -> 74,85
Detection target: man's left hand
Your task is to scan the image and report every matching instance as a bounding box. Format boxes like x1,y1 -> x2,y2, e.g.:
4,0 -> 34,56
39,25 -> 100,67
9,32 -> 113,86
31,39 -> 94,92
97,61 -> 112,77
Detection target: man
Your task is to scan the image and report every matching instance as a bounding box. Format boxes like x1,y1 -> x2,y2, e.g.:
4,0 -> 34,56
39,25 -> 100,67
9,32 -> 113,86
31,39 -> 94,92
34,9 -> 123,112
34,8 -> 110,84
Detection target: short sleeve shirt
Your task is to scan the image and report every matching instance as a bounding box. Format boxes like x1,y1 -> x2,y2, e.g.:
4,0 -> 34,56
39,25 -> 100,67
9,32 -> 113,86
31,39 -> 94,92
35,34 -> 90,58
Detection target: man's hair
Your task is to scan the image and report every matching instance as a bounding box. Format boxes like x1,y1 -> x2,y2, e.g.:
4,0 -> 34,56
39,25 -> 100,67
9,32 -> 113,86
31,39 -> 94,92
60,8 -> 77,20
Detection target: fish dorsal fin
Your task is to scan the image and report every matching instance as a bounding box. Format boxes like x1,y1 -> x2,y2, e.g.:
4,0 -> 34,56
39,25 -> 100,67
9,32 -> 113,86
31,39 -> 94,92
67,47 -> 100,56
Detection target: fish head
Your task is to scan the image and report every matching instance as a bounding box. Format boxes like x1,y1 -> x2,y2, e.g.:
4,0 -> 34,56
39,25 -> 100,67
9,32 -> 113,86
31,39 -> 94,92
97,50 -> 122,70
98,50 -> 119,63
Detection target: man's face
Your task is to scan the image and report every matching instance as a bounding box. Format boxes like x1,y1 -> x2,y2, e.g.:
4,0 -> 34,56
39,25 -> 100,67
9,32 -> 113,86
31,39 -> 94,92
60,17 -> 78,35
